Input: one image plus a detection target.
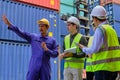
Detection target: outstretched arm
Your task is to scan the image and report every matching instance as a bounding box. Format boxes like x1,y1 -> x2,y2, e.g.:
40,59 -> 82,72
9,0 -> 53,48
2,15 -> 32,42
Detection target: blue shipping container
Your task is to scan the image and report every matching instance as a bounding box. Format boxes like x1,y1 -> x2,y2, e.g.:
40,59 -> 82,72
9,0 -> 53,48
0,41 -> 31,80
0,0 -> 60,43
0,40 -> 59,80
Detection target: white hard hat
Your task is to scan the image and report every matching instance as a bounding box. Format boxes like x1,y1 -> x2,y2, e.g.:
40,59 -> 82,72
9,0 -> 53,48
67,16 -> 80,27
91,5 -> 107,20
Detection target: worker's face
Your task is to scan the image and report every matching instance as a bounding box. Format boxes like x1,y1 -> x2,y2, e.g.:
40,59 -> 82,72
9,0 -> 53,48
39,24 -> 48,34
67,22 -> 77,33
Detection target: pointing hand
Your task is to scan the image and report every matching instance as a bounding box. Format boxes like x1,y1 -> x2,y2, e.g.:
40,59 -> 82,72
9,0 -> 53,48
2,15 -> 11,27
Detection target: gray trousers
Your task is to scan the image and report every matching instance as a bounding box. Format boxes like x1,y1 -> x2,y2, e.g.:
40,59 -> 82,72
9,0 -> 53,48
63,67 -> 83,80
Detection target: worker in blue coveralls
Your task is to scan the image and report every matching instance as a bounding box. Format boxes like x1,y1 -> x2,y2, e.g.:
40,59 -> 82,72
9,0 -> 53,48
2,15 -> 58,80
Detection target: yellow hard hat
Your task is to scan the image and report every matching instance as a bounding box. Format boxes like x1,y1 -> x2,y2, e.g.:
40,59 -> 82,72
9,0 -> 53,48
37,18 -> 50,28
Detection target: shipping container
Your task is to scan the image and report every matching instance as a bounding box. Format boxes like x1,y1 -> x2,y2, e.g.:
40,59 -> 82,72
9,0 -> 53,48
0,0 -> 60,43
104,3 -> 120,22
100,0 -> 120,6
0,40 -> 59,80
0,41 -> 31,80
13,0 -> 60,11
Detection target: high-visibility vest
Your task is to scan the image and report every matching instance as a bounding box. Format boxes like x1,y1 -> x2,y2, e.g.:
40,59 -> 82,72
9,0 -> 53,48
86,36 -> 94,72
64,33 -> 85,69
91,24 -> 120,71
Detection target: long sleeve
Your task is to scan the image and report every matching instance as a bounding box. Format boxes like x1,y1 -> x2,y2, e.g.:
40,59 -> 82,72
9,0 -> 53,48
8,25 -> 32,43
82,28 -> 104,54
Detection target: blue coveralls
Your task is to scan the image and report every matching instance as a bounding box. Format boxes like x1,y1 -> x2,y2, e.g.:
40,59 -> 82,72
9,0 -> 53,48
9,25 -> 58,80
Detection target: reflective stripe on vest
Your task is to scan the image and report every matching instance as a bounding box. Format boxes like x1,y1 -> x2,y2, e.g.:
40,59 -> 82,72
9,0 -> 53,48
99,46 -> 120,52
87,57 -> 120,65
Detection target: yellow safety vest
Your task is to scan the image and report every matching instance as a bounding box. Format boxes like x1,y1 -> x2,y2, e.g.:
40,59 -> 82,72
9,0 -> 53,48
91,24 -> 120,71
86,36 -> 94,72
64,33 -> 85,69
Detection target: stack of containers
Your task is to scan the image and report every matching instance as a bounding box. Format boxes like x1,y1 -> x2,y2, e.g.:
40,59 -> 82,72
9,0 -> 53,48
0,0 -> 60,80
88,0 -> 120,37
100,0 -> 120,37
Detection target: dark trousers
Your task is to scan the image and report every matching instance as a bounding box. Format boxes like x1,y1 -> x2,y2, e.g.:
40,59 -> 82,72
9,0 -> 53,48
86,72 -> 94,80
94,71 -> 117,80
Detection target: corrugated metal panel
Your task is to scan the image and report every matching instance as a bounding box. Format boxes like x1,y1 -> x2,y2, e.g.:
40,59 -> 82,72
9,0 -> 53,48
13,0 -> 60,11
0,0 -> 60,42
0,41 -> 31,80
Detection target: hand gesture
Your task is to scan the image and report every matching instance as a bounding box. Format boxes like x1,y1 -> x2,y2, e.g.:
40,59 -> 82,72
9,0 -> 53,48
41,42 -> 48,51
2,15 -> 11,27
